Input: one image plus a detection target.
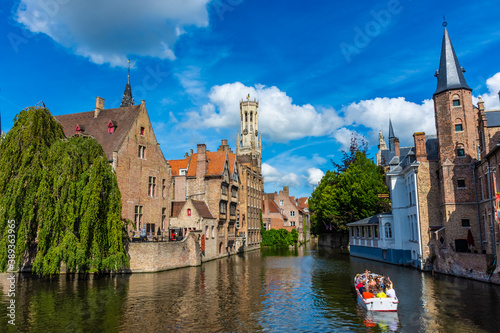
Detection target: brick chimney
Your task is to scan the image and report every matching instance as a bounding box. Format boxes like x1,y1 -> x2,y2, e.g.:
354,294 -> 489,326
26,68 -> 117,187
196,144 -> 207,178
218,139 -> 230,152
95,97 -> 104,118
283,186 -> 289,195
413,132 -> 427,162
394,137 -> 400,157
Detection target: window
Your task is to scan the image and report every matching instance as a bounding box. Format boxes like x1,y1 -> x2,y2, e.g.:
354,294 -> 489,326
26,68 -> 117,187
290,211 -> 295,217
146,223 -> 155,234
205,226 -> 209,238
221,184 -> 228,196
134,205 -> 143,226
140,127 -> 145,135
138,145 -> 146,159
148,176 -> 156,197
455,124 -> 463,132
368,227 -> 372,238
457,179 -> 466,188
162,179 -> 166,198
374,226 -> 379,238
231,186 -> 237,198
220,201 -> 227,214
452,94 -> 460,106
161,208 -> 166,229
385,223 -> 392,238
356,227 -> 360,237
462,219 -> 470,227
457,148 -> 465,157
362,227 -> 366,237
290,221 -> 296,226
108,121 -> 115,134
187,209 -> 191,216
211,226 -> 215,238
279,200 -> 284,206
230,203 -> 236,216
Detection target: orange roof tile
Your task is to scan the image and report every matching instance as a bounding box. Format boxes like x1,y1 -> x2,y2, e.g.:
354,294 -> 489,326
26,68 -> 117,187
168,158 -> 189,176
186,153 -> 198,177
206,151 -> 227,176
228,153 -> 236,175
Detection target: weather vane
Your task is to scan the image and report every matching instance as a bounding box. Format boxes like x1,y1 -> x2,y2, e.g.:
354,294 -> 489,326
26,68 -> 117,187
127,58 -> 131,75
442,15 -> 447,27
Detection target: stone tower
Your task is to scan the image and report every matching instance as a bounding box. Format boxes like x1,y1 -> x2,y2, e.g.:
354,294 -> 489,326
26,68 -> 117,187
236,99 -> 263,248
433,27 -> 478,242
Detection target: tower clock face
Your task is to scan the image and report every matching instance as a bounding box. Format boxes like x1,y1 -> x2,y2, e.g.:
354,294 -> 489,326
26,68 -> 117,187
243,129 -> 248,135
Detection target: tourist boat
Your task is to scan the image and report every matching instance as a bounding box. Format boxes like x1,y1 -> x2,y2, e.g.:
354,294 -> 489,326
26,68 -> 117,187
354,274 -> 398,312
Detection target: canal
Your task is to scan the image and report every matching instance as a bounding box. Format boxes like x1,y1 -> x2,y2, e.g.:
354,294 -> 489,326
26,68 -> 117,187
0,243 -> 499,332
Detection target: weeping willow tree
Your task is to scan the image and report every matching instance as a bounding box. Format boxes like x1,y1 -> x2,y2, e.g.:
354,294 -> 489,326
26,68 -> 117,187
0,106 -> 128,275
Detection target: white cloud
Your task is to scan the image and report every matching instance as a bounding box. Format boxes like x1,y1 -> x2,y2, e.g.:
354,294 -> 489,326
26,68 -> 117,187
332,128 -> 366,151
307,168 -> 324,187
15,0 -> 211,66
185,82 -> 344,142
262,163 -> 301,188
343,97 -> 435,147
475,72 -> 500,110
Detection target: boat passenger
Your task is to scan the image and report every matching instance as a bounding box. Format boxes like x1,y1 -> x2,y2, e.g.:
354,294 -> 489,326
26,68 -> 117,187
386,287 -> 396,299
359,286 -> 366,294
362,291 -> 375,299
376,291 -> 387,298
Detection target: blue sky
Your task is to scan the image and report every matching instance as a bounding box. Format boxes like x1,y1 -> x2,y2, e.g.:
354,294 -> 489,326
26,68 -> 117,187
2,0 -> 500,198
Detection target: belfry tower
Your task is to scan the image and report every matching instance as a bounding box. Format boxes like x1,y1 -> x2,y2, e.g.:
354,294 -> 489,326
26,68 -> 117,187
433,25 -> 478,241
236,98 -> 263,248
237,99 -> 262,165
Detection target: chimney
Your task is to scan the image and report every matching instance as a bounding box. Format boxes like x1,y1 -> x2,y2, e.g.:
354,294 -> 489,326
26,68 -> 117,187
394,138 -> 400,157
218,139 -> 229,152
413,132 -> 427,162
95,97 -> 104,118
184,152 -> 189,159
196,144 -> 207,178
283,186 -> 289,195
478,96 -> 485,112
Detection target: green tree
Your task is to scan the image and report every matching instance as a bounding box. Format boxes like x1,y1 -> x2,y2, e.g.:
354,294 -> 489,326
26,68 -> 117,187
0,107 -> 128,275
309,151 -> 388,235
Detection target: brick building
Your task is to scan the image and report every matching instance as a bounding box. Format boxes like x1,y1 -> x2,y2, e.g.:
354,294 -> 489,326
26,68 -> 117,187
55,74 -> 171,238
355,26 -> 500,277
263,187 -> 309,242
167,140 -> 240,258
237,100 -> 264,249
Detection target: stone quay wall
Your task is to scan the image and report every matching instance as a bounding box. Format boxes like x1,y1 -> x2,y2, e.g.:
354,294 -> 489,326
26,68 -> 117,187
127,233 -> 201,273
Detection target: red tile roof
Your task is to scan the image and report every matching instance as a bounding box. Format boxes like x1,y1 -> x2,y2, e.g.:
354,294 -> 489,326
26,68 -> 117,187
183,150 -> 235,178
171,201 -> 185,218
297,197 -> 308,210
54,105 -> 141,161
168,158 -> 189,176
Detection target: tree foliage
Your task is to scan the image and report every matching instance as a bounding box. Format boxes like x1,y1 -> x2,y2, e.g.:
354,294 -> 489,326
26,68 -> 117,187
309,150 -> 389,235
261,228 -> 299,248
0,107 -> 128,275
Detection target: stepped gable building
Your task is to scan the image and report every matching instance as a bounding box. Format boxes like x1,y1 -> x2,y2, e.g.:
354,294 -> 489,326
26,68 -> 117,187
167,140 -> 241,258
237,99 -> 264,249
54,74 -> 171,237
262,187 -> 310,242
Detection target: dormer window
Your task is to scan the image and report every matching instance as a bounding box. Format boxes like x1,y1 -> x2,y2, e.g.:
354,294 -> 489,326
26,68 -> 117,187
75,124 -> 83,135
108,121 -> 116,134
140,127 -> 145,136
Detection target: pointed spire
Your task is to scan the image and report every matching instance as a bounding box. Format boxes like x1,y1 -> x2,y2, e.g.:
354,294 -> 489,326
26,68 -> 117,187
388,118 -> 396,152
434,27 -> 471,95
121,59 -> 134,107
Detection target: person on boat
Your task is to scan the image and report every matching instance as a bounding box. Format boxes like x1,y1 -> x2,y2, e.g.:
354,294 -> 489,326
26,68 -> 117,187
386,287 -> 396,299
362,291 -> 375,299
376,291 -> 387,298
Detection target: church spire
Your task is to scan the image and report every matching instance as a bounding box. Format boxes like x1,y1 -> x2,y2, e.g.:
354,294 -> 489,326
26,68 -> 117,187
434,26 -> 471,95
388,118 -> 395,152
120,60 -> 134,107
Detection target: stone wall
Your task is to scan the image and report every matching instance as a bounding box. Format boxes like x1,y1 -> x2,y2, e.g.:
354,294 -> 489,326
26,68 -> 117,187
431,243 -> 500,284
126,233 -> 201,273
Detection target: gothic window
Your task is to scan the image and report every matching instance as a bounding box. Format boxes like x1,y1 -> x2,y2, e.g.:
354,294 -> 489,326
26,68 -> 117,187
452,94 -> 460,106
162,179 -> 166,198
455,118 -> 463,132
140,127 -> 145,135
250,112 -> 253,122
245,112 -> 248,122
134,205 -> 143,226
138,145 -> 146,159
162,207 -> 166,229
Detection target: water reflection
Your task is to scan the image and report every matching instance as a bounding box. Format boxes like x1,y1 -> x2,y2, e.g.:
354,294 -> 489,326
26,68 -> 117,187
0,244 -> 499,332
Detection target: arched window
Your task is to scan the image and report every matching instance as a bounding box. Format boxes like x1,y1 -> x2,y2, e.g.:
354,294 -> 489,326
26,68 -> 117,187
211,225 -> 215,238
457,144 -> 465,157
187,208 -> 191,216
385,223 -> 392,238
250,112 -> 253,122
455,118 -> 463,132
245,112 -> 248,122
452,94 -> 460,106
205,226 -> 209,238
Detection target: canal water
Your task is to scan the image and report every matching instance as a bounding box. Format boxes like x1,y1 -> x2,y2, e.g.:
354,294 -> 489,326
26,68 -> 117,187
0,243 -> 499,332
